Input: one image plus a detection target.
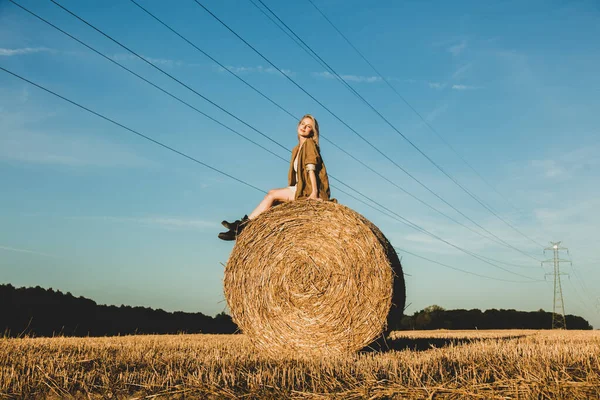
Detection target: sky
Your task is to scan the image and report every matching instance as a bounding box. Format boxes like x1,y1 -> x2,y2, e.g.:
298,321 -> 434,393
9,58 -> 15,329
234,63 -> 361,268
1,0 -> 599,328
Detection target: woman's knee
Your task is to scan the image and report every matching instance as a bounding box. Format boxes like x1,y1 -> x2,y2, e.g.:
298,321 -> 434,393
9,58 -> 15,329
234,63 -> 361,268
266,189 -> 277,201
267,188 -> 291,202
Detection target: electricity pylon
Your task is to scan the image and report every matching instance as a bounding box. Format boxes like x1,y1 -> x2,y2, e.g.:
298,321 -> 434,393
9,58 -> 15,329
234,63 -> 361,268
542,242 -> 570,329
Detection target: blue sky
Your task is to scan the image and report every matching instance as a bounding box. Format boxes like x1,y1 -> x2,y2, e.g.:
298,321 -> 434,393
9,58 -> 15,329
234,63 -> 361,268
1,0 -> 599,328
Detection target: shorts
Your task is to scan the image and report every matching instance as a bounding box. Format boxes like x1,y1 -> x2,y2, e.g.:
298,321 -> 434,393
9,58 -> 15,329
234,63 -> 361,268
288,185 -> 297,197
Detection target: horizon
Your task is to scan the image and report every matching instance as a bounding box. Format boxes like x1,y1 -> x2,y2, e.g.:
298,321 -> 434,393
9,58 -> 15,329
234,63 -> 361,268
1,0 -> 599,329
2,282 -> 594,329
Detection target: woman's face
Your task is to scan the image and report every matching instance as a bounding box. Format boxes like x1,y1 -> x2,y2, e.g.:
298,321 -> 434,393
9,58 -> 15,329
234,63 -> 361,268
297,118 -> 314,138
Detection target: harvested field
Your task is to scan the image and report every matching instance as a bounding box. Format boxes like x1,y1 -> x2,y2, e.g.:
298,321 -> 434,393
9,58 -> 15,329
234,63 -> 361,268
1,330 -> 599,399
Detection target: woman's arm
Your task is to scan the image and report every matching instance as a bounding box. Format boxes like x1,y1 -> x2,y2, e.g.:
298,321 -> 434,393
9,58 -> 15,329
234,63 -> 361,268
303,140 -> 322,200
307,168 -> 320,200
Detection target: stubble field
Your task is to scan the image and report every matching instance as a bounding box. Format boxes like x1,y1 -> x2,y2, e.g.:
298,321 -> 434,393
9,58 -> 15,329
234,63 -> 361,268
1,329 -> 599,399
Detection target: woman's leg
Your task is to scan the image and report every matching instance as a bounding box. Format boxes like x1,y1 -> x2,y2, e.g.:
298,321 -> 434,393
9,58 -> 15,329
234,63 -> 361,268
248,187 -> 294,219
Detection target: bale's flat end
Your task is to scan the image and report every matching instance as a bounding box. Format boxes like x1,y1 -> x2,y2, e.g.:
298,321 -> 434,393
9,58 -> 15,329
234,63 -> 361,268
224,201 -> 405,356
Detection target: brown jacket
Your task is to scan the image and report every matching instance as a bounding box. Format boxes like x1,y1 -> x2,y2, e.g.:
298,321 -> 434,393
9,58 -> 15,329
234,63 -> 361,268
288,138 -> 331,201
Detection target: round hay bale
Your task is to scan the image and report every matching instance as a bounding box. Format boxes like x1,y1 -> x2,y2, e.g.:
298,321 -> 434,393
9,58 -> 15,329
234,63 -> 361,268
223,201 -> 405,356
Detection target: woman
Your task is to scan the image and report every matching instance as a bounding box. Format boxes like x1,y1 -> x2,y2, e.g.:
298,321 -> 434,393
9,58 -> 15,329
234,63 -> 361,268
219,114 -> 331,241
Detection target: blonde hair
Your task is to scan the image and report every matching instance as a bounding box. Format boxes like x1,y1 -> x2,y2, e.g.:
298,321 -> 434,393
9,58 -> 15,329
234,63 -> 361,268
298,114 -> 319,145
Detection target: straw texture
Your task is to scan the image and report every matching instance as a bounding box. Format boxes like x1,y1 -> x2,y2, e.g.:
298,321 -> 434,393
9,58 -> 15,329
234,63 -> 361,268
224,201 -> 405,356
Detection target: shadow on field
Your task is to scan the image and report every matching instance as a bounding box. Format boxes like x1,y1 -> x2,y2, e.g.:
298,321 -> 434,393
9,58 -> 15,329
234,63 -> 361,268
361,334 -> 528,353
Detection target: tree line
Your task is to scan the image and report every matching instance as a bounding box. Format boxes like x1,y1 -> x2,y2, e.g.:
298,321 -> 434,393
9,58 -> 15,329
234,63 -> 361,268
1,285 -> 592,338
399,305 -> 592,330
0,284 -> 237,337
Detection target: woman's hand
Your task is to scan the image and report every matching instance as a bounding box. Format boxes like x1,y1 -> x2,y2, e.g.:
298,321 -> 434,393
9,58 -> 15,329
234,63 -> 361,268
308,192 -> 322,201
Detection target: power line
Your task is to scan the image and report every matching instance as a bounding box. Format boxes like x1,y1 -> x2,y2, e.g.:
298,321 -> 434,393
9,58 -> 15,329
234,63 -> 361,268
194,0 -> 543,263
251,0 -> 544,260
0,65 -> 540,283
119,0 -> 542,263
47,0 -> 290,157
24,1 -> 545,280
475,254 -> 540,269
569,255 -> 594,296
575,256 -> 600,265
566,254 -> 599,316
75,1 -> 535,278
329,176 -> 539,280
394,246 -> 543,284
127,0 -> 297,123
301,0 -> 545,250
26,1 -> 545,274
0,66 -> 266,195
566,279 -> 594,315
247,0 -> 331,72
305,0 -> 530,223
8,0 -> 289,164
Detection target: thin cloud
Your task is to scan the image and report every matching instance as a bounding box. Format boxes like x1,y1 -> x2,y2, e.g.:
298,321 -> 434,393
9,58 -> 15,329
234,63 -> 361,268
111,53 -> 136,62
529,145 -> 600,179
0,47 -> 55,56
452,84 -> 481,90
18,88 -> 29,103
144,56 -> 183,67
387,77 -> 417,83
426,103 -> 448,122
428,82 -> 446,89
401,233 -> 463,256
559,145 -> 600,170
69,216 -> 216,230
218,65 -> 295,77
0,129 -> 153,168
112,53 -> 206,68
111,53 -> 185,67
313,71 -> 334,79
342,74 -> 381,83
448,40 -> 467,56
0,245 -> 59,258
534,197 -> 600,226
313,71 -> 382,83
452,63 -> 472,79
531,159 -> 568,178
141,217 -> 216,230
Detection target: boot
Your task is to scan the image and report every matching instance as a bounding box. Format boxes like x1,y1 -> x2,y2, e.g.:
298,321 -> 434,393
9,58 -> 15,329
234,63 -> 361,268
218,215 -> 249,241
221,215 -> 248,231
218,229 -> 236,241
236,216 -> 249,234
